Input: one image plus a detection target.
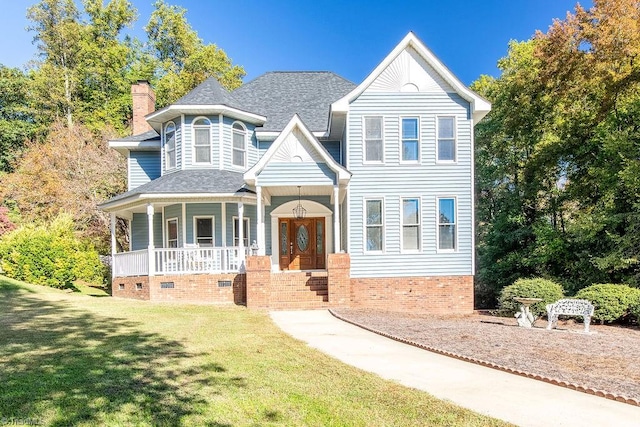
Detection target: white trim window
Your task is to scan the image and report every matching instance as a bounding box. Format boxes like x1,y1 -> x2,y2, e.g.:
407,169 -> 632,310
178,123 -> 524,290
193,117 -> 211,164
166,218 -> 178,248
364,116 -> 383,162
401,117 -> 419,162
365,199 -> 384,252
194,216 -> 214,246
437,116 -> 456,162
165,122 -> 176,169
402,198 -> 420,251
232,122 -> 247,167
438,198 -> 456,251
233,217 -> 250,247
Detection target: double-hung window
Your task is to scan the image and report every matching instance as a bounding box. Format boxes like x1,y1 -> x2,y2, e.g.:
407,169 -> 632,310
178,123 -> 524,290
365,199 -> 384,251
165,122 -> 176,169
364,117 -> 383,162
438,198 -> 456,250
402,198 -> 420,251
194,217 -> 214,246
401,118 -> 419,162
232,122 -> 246,167
437,117 -> 456,162
193,118 -> 211,164
233,217 -> 250,247
166,218 -> 178,248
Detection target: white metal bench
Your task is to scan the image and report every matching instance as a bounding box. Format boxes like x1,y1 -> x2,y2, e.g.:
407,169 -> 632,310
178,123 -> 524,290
546,299 -> 595,333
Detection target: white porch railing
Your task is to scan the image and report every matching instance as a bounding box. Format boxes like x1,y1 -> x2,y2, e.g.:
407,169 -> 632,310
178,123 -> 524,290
113,249 -> 149,277
155,247 -> 247,274
112,247 -> 249,277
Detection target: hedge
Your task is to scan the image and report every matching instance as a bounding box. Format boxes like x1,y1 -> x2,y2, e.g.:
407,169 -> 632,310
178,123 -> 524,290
575,284 -> 640,323
0,215 -> 104,288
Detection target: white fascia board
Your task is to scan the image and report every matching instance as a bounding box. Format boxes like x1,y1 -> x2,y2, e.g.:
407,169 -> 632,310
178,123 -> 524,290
146,105 -> 266,132
331,32 -> 491,124
100,192 -> 256,212
255,130 -> 328,141
108,139 -> 161,156
244,114 -> 351,185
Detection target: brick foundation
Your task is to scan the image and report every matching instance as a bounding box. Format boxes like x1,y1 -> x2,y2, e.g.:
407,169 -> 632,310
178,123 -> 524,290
350,275 -> 474,314
112,257 -> 473,314
149,273 -> 245,304
112,274 -> 245,304
112,276 -> 150,300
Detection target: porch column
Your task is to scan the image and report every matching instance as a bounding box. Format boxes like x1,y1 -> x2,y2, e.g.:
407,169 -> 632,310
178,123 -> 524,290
238,202 -> 245,267
110,212 -> 116,279
256,186 -> 265,255
333,184 -> 340,253
147,203 -> 155,276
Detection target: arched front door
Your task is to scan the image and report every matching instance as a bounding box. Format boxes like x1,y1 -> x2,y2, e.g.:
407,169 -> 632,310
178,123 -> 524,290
279,218 -> 325,270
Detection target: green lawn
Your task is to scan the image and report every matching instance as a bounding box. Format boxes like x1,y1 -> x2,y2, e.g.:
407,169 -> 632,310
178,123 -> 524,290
0,276 -> 509,426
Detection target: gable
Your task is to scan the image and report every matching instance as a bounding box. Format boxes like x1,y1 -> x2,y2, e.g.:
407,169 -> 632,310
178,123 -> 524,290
256,127 -> 334,185
244,114 -> 351,186
331,32 -> 490,125
270,128 -> 325,163
365,47 -> 454,94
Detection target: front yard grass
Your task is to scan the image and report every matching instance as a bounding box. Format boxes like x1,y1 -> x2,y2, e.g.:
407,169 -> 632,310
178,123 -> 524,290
0,275 -> 508,426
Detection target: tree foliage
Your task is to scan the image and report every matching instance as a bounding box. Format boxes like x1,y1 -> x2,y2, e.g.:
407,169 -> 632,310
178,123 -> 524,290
0,66 -> 40,171
1,121 -> 126,253
145,0 -> 245,106
475,0 -> 640,306
0,207 -> 16,236
0,0 -> 246,262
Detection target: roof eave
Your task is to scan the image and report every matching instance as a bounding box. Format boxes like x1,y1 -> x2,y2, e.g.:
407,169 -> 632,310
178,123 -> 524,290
99,191 -> 256,212
146,105 -> 267,132
108,139 -> 161,156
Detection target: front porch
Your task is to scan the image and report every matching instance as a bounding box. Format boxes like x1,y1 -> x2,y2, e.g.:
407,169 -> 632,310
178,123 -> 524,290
112,246 -> 249,277
111,253 -> 352,308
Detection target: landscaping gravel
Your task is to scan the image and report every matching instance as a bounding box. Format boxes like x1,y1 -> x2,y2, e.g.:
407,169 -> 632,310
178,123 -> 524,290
331,309 -> 640,403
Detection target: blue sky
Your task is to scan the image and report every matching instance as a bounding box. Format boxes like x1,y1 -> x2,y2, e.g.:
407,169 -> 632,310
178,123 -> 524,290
0,1 -> 591,85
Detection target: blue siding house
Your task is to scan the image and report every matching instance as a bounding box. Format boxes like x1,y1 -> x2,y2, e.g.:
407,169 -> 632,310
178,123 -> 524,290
101,32 -> 490,312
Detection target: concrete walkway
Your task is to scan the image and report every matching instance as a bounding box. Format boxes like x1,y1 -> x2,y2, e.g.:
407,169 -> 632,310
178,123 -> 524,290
270,310 -> 640,427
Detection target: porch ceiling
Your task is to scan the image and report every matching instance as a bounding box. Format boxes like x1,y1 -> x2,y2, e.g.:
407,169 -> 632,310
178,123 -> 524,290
262,185 -> 346,205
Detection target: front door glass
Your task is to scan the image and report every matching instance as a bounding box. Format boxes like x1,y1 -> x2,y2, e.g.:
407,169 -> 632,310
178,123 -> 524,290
297,224 -> 309,251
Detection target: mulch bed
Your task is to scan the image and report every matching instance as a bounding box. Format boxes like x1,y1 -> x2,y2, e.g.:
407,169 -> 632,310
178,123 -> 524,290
331,308 -> 640,404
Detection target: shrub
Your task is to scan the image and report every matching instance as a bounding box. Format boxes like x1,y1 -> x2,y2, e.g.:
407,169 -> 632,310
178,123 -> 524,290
630,295 -> 640,323
0,214 -> 104,288
574,284 -> 640,323
498,278 -> 564,318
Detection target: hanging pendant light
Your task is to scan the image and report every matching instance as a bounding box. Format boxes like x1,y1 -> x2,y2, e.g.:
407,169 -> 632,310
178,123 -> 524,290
293,186 -> 306,219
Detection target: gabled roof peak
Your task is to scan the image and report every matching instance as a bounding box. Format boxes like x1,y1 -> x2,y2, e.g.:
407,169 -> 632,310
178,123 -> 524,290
331,32 -> 491,124
244,114 -> 351,185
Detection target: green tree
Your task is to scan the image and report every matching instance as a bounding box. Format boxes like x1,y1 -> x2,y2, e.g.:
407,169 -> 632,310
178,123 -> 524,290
27,0 -> 82,128
474,0 -> 640,305
75,0 -> 137,133
0,66 -> 40,171
145,0 -> 245,107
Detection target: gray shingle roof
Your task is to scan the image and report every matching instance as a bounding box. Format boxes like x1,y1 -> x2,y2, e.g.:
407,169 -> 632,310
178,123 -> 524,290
231,72 -> 356,132
103,169 -> 253,205
110,129 -> 159,142
173,76 -> 245,110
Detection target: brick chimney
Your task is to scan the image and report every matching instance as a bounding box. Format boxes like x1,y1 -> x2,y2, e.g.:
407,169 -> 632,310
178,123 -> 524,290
131,80 -> 156,135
